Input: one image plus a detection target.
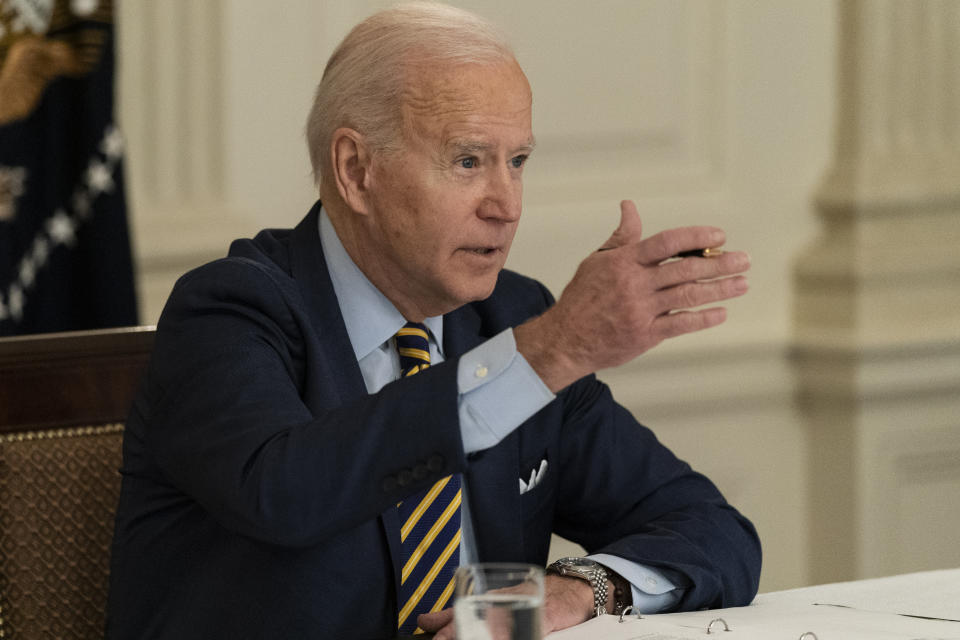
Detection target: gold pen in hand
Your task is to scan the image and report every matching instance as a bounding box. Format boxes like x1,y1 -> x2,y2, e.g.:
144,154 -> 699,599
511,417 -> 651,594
672,247 -> 724,259
596,247 -> 725,258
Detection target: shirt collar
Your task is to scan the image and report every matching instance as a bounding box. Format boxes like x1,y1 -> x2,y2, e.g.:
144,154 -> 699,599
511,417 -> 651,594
318,206 -> 444,361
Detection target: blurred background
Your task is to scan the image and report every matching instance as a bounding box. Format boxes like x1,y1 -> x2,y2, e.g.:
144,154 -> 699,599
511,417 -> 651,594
3,0 -> 958,594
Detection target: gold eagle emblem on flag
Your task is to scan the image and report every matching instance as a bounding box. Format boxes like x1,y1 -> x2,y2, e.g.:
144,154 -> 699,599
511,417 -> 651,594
0,0 -> 112,126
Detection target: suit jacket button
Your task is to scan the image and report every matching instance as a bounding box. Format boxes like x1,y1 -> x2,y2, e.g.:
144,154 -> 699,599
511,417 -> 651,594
382,477 -> 398,492
427,455 -> 444,472
412,464 -> 429,480
397,469 -> 413,487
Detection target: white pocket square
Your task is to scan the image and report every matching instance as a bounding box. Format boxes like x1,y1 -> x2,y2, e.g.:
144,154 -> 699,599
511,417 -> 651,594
518,458 -> 548,495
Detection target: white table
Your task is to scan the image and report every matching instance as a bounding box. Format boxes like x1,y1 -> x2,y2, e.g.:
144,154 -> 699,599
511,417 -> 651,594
548,568 -> 960,639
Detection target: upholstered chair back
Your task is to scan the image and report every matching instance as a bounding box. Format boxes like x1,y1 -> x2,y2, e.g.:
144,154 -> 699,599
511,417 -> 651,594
0,328 -> 153,639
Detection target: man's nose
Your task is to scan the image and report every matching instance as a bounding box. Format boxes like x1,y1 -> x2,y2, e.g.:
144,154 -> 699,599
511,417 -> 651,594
479,166 -> 522,222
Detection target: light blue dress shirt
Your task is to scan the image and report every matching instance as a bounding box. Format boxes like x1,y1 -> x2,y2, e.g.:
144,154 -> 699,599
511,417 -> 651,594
318,208 -> 681,613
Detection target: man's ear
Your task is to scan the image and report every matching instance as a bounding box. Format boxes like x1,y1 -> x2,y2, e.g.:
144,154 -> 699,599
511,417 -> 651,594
330,127 -> 373,214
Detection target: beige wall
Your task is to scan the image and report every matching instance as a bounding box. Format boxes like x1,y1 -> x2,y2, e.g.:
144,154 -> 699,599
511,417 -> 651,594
115,0 -> 960,594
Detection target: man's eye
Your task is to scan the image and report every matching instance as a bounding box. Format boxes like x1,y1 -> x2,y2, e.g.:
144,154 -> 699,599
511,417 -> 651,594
510,155 -> 528,168
459,157 -> 477,169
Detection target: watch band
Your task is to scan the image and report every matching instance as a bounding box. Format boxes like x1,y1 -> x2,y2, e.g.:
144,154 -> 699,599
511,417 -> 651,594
547,558 -> 609,617
589,567 -> 609,616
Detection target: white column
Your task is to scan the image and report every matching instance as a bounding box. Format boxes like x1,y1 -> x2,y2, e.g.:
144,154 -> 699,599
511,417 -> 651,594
795,0 -> 960,584
118,1 -> 243,322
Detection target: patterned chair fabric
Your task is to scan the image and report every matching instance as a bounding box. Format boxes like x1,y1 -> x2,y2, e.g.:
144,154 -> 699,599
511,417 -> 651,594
0,329 -> 153,639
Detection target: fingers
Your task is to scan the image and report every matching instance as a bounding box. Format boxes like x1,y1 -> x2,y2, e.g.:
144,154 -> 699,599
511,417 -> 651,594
618,200 -> 643,239
596,202 -> 726,265
632,226 -> 727,265
598,199 -> 644,250
418,608 -> 454,636
649,265 -> 749,339
656,272 -> 749,315
654,307 -> 728,341
650,250 -> 751,291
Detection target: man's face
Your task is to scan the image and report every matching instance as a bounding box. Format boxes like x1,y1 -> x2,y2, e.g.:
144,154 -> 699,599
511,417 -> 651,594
357,58 -> 534,319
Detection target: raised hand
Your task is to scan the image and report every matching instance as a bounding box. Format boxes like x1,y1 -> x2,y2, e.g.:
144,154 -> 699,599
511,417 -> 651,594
515,200 -> 750,392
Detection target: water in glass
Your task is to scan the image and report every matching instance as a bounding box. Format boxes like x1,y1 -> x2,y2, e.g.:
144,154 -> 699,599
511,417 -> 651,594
454,592 -> 543,640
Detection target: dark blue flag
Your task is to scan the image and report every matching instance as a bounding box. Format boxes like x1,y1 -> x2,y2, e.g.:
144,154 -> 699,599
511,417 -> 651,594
0,0 -> 137,335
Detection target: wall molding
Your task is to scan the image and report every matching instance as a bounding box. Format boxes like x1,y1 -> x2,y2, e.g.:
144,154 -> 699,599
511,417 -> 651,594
869,425 -> 960,576
524,1 -> 727,203
600,339 -> 794,420
793,338 -> 960,402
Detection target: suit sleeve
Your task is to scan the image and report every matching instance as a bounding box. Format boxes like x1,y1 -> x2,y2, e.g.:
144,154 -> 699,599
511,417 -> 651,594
480,273 -> 760,609
551,376 -> 762,610
130,258 -> 465,548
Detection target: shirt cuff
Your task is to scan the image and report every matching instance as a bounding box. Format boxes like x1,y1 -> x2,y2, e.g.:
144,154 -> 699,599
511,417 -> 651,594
457,328 -> 554,453
589,553 -> 684,614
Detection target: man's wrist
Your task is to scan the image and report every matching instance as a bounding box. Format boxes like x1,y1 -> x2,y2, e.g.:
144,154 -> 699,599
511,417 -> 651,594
513,315 -> 583,393
545,574 -> 597,623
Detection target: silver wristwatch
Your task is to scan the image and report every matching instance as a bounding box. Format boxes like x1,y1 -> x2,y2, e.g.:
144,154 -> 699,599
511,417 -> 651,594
546,557 -> 608,617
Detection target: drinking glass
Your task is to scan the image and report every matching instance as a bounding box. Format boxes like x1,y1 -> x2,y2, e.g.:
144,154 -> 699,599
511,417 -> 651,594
453,563 -> 544,640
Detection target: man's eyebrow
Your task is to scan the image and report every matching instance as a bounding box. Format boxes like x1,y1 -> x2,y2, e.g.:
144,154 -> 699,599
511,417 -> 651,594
446,139 -> 493,155
445,138 -> 537,155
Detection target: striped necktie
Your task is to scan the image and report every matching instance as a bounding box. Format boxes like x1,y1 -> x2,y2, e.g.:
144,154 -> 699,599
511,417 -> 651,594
395,322 -> 462,635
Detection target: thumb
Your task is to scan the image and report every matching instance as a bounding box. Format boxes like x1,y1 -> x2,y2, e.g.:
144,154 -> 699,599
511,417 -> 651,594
417,607 -> 454,633
599,200 -> 644,250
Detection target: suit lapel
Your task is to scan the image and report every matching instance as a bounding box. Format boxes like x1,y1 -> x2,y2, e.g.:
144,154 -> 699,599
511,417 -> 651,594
289,204 -> 407,592
445,304 -> 526,563
289,204 -> 367,406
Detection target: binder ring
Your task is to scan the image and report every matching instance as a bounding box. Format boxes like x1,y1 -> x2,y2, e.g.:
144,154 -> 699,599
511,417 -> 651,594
798,634 -> 819,640
617,605 -> 642,622
706,618 -> 731,633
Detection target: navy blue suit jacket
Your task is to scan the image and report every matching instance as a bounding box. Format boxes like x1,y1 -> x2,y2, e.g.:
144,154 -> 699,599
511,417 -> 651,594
107,203 -> 761,639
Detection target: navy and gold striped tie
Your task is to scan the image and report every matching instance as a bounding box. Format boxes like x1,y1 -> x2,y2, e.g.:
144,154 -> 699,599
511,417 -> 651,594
395,322 -> 462,635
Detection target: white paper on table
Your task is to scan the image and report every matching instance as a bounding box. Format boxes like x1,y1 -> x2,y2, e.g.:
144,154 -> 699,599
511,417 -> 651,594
547,569 -> 960,639
756,568 -> 960,622
546,613 -> 720,640
546,600 -> 960,640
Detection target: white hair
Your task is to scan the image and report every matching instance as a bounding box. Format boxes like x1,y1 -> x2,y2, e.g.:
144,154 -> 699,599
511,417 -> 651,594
305,2 -> 515,188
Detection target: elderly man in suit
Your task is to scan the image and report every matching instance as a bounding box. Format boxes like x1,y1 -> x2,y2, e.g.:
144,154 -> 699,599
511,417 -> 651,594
107,3 -> 760,639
